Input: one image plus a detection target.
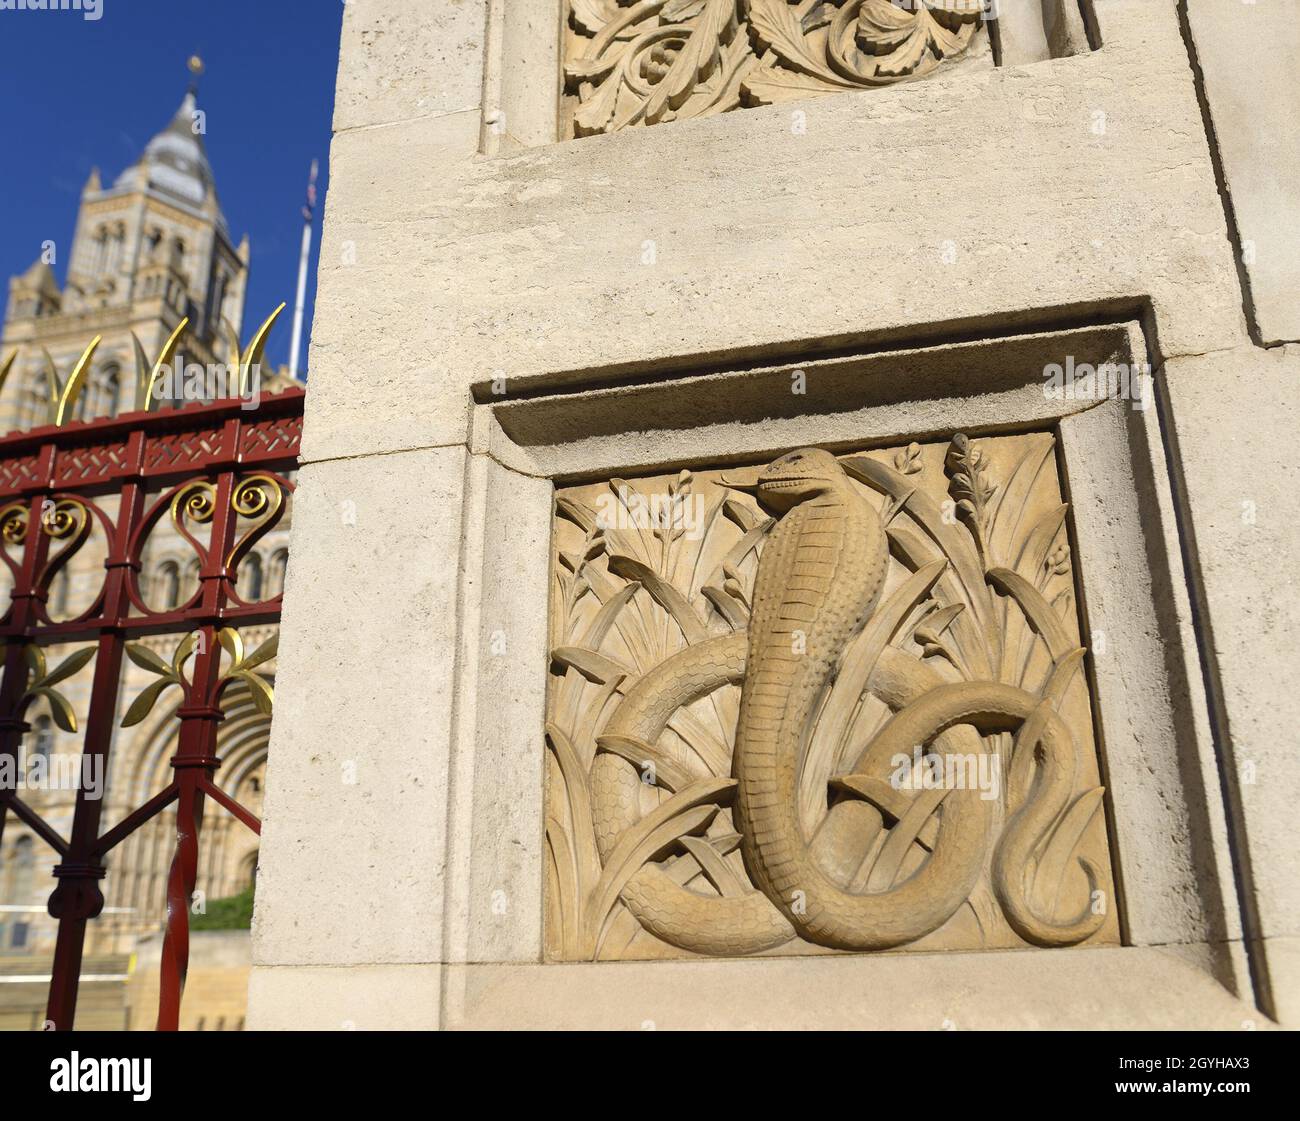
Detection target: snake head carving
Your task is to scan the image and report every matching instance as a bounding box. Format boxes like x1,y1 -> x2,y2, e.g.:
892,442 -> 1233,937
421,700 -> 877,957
748,448 -> 847,513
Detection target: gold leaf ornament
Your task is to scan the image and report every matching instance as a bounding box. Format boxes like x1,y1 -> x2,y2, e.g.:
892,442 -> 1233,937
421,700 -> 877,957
120,634 -> 194,727
40,336 -> 102,427
18,643 -> 97,733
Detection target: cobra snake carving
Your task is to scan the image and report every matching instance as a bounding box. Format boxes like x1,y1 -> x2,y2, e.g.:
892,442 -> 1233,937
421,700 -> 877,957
589,448 -> 1104,955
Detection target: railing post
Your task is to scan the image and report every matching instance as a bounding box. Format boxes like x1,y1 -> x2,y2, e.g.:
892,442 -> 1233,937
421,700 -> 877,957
157,465 -> 236,1031
156,679 -> 224,1032
0,658 -> 31,849
0,487 -> 55,846
44,630 -> 125,1030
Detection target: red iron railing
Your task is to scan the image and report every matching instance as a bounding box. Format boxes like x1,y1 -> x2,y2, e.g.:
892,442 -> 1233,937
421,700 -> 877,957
0,388 -> 303,1029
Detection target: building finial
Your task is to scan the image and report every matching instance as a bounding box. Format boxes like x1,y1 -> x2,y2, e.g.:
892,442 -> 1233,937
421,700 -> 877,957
187,54 -> 205,95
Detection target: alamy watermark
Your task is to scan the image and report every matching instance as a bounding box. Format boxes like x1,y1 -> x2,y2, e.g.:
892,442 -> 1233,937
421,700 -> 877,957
0,742 -> 104,800
594,486 -> 708,541
50,1053 -> 150,1101
893,0 -> 1003,14
153,352 -> 261,411
1043,356 -> 1153,411
0,0 -> 103,20
890,746 -> 1001,801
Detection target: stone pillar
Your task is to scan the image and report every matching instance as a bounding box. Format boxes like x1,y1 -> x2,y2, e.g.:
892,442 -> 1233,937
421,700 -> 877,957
247,0 -> 491,1029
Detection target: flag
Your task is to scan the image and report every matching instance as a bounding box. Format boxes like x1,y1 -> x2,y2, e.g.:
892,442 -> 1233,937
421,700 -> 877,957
301,159 -> 319,223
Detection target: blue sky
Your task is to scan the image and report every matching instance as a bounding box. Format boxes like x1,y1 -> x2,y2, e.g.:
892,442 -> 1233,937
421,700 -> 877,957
0,0 -> 344,374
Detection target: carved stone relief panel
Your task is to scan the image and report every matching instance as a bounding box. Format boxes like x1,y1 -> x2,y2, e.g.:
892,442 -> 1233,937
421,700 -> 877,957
563,1 -> 993,138
544,432 -> 1121,961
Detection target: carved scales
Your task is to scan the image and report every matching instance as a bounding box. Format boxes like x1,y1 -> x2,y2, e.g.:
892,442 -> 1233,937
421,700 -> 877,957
564,0 -> 990,138
544,433 -> 1120,961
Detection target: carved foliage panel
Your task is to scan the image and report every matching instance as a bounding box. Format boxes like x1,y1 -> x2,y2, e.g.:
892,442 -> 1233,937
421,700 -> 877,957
544,432 -> 1120,960
563,0 -> 991,138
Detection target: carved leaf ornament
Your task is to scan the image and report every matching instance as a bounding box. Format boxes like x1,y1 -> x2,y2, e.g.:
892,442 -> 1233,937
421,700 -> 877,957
566,0 -> 987,136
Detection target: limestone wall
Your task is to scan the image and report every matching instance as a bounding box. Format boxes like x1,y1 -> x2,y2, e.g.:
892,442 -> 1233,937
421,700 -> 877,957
248,1 -> 1300,1030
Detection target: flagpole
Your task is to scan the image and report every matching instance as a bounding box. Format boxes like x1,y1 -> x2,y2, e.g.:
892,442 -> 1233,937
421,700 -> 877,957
288,159 -> 318,380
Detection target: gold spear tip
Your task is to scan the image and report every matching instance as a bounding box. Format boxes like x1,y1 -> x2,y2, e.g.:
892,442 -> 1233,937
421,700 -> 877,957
188,54 -> 205,78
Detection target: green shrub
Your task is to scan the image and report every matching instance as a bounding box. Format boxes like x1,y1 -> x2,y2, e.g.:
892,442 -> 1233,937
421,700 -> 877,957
190,884 -> 255,930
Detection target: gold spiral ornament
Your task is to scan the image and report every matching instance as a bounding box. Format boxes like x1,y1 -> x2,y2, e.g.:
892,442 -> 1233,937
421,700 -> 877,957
171,480 -> 217,529
0,503 -> 29,546
226,475 -> 286,581
41,499 -> 88,541
232,475 -> 281,520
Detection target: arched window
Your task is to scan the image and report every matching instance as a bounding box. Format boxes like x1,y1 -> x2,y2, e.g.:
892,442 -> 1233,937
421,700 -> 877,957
268,549 -> 289,598
91,226 -> 108,274
30,716 -> 53,764
78,363 -> 121,421
108,223 -> 127,273
101,365 -> 121,418
9,836 -> 35,902
211,273 -> 227,329
49,568 -> 71,617
8,836 -> 36,949
74,369 -> 94,421
239,553 -> 264,602
170,238 -> 186,272
21,371 -> 46,430
157,561 -> 181,611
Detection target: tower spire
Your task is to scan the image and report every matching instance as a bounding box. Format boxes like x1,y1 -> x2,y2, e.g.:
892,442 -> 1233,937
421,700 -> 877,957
187,53 -> 204,96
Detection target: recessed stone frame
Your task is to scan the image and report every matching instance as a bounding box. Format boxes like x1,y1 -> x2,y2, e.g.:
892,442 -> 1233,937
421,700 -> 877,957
544,430 -> 1120,962
438,319 -> 1252,1028
479,1 -> 1102,151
